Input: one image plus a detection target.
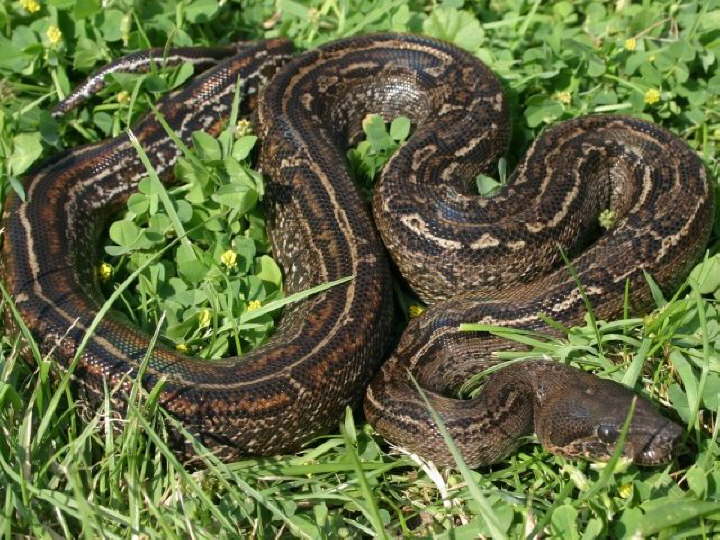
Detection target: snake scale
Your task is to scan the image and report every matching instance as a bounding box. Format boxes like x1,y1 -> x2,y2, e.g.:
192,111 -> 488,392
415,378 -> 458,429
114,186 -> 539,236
2,34 -> 714,467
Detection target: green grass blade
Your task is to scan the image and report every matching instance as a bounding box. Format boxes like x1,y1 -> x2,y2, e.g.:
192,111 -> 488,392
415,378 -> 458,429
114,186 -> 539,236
238,275 -> 354,323
340,407 -> 389,540
126,128 -> 193,252
407,372 -> 508,540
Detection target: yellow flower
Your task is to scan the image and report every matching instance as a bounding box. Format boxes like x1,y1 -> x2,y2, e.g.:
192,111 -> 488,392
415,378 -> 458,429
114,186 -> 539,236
198,308 -> 212,328
247,300 -> 262,311
20,0 -> 40,13
644,88 -> 661,105
98,262 -> 113,281
408,305 -> 426,318
599,208 -> 616,229
235,119 -> 253,137
220,249 -> 237,268
554,91 -> 572,104
618,483 -> 633,499
116,91 -> 130,104
46,25 -> 62,46
624,38 -> 637,51
176,343 -> 189,353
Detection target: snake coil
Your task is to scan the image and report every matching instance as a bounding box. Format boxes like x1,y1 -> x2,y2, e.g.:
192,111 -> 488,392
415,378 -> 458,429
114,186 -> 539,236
2,34 -> 713,466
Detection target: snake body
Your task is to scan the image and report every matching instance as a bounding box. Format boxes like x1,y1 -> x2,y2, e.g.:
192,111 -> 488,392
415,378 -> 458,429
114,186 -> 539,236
2,34 -> 714,466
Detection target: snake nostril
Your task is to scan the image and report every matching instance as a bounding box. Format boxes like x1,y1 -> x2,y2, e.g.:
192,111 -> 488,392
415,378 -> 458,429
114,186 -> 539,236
597,425 -> 619,444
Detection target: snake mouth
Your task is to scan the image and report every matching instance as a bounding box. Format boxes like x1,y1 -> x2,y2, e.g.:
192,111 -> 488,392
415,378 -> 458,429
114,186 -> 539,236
558,417 -> 683,465
629,419 -> 683,466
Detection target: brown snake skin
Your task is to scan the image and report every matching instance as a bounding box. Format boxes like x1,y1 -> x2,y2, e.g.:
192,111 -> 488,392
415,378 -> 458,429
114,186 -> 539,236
2,34 -> 714,467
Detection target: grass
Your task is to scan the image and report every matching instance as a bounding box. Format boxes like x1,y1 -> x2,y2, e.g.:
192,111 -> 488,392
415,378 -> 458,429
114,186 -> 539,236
1,0 -> 720,537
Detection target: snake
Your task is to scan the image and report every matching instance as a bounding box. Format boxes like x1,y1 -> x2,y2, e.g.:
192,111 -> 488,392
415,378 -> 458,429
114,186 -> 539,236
2,33 -> 714,467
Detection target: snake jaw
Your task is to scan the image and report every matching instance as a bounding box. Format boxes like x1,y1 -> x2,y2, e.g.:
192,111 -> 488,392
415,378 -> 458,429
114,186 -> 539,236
628,419 -> 683,466
534,366 -> 684,466
547,437 -> 618,462
572,417 -> 682,466
549,418 -> 682,465
599,406 -> 683,466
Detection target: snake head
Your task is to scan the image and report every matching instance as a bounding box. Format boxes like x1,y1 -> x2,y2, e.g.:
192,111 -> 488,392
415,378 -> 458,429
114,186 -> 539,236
535,370 -> 682,466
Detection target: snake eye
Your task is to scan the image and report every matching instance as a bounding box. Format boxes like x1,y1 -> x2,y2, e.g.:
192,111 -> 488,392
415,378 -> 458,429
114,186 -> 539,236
597,425 -> 620,444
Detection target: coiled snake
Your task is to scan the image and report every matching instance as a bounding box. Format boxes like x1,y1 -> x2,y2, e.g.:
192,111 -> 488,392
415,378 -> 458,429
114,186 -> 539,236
2,34 -> 714,467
